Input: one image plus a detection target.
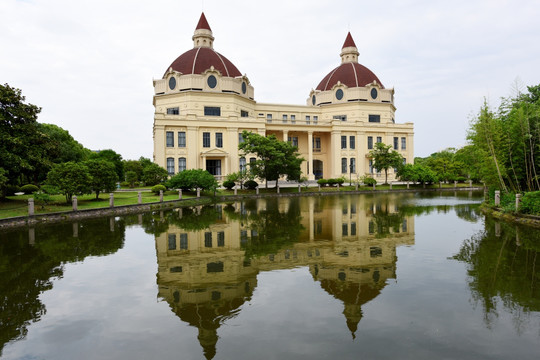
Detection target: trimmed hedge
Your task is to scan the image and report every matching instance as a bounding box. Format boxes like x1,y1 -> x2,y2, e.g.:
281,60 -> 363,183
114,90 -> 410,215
21,184 -> 39,194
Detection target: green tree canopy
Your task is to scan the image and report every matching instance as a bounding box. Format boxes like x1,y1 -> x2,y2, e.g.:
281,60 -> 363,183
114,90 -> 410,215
84,159 -> 118,199
46,162 -> 92,203
166,169 -> 218,192
142,163 -> 168,186
239,131 -> 304,187
90,149 -> 124,181
369,142 -> 403,184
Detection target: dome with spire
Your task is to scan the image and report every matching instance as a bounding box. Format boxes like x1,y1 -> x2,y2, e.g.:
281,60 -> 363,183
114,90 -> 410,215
164,13 -> 242,78
315,32 -> 383,91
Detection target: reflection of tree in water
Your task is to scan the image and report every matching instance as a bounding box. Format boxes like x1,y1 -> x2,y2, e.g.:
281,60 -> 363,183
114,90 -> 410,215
0,218 -> 125,356
452,217 -> 540,331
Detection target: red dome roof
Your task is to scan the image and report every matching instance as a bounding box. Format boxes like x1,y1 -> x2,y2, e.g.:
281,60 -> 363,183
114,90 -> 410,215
165,47 -> 242,78
316,62 -> 384,91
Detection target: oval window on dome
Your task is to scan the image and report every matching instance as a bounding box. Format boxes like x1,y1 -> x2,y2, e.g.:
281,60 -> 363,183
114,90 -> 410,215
207,75 -> 217,89
335,89 -> 344,101
242,82 -> 247,94
371,88 -> 378,100
169,77 -> 176,90
312,95 -> 316,106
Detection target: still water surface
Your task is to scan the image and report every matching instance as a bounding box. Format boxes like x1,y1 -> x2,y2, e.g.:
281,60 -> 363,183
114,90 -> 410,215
1,191 -> 539,359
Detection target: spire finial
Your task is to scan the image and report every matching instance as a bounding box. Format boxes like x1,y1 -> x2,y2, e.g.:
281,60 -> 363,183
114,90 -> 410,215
340,32 -> 359,64
193,12 -> 214,49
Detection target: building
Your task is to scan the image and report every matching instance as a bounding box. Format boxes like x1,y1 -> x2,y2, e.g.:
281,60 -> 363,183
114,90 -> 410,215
153,13 -> 414,182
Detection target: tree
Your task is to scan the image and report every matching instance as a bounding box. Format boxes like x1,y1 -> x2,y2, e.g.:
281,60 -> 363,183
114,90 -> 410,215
141,163 -> 168,186
38,123 -> 91,164
125,171 -> 138,188
0,168 -> 8,198
166,169 -> 218,192
90,149 -> 124,181
369,142 -> 403,184
46,162 -> 92,203
124,160 -> 143,181
84,159 -> 118,199
238,131 -> 304,187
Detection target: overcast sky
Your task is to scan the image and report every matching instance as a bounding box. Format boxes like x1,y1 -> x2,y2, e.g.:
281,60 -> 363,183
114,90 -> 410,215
2,0 -> 540,160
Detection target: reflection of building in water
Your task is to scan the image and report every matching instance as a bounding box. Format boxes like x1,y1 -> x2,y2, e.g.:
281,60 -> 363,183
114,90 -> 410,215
155,196 -> 414,359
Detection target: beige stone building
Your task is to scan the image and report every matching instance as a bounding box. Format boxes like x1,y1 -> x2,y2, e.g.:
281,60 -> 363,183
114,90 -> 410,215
153,13 -> 414,182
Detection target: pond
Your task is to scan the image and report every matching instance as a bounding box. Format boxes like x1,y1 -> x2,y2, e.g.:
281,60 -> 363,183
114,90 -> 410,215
1,191 -> 540,360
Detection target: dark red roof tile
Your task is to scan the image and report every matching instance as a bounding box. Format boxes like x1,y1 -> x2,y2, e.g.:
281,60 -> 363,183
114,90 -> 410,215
342,32 -> 357,49
316,62 -> 383,91
165,47 -> 242,78
196,12 -> 211,31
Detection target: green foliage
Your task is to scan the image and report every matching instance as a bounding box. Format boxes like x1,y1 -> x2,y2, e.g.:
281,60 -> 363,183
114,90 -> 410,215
40,184 -> 60,195
89,149 -> 124,180
33,191 -> 51,209
46,162 -> 92,203
335,177 -> 345,185
362,176 -> 377,186
222,180 -> 236,190
369,142 -> 404,184
327,178 -> 337,186
166,169 -> 218,192
123,160 -> 144,181
244,180 -> 258,190
84,159 -> 118,199
317,178 -> 328,186
151,184 -> 166,195
141,163 -> 168,186
417,148 -> 467,182
38,123 -> 91,164
239,131 -> 304,186
20,184 -> 39,194
500,192 -> 516,212
125,171 -> 138,188
520,191 -> 540,215
4,184 -> 20,196
397,164 -> 437,184
0,168 -> 7,198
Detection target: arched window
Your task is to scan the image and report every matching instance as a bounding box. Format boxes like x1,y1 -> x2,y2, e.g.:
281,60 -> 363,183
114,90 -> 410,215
239,157 -> 246,171
167,158 -> 174,175
178,157 -> 186,172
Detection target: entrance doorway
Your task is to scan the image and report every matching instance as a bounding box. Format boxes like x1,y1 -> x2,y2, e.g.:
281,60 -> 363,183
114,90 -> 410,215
206,159 -> 222,176
313,160 -> 323,179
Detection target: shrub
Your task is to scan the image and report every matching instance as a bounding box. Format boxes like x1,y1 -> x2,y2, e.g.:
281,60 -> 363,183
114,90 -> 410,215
34,191 -> 52,209
327,178 -> 337,186
317,179 -> 328,187
456,176 -> 467,183
363,176 -> 377,186
41,184 -> 60,195
520,191 -> 540,215
21,184 -> 39,194
151,184 -> 167,195
166,169 -> 218,191
5,184 -> 20,196
120,181 -> 130,188
335,177 -> 345,186
222,180 -> 236,190
500,192 -> 516,212
244,180 -> 258,190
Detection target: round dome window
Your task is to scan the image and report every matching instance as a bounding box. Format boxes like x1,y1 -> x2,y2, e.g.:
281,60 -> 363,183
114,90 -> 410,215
207,75 -> 217,89
371,88 -> 378,99
335,89 -> 344,100
168,77 -> 176,90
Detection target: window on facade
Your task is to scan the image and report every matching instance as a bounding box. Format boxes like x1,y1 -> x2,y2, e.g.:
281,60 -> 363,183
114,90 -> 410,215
350,136 -> 355,149
369,114 -> 381,123
401,137 -> 406,150
168,234 -> 176,250
204,232 -> 212,247
241,110 -> 249,117
249,157 -> 256,165
377,136 -> 382,143
350,158 -> 356,173
239,132 -> 244,144
313,137 -> 321,152
204,107 -> 221,116
176,131 -> 186,148
282,114 -> 288,123
333,115 -> 347,121
342,223 -> 348,236
369,159 -> 374,174
306,115 -> 310,124
207,261 -> 224,273
216,133 -> 223,148
266,114 -> 272,122
288,136 -> 298,147
166,131 -> 174,147
313,116 -> 318,124
239,157 -> 246,171
180,233 -> 188,250
351,222 -> 357,236
341,136 -> 347,149
341,158 -> 347,173
368,136 -> 373,149
167,157 -> 174,175
291,115 -> 296,124
217,232 -> 225,247
393,137 -> 398,150
178,157 -> 186,172
167,107 -> 179,115
203,132 -> 210,147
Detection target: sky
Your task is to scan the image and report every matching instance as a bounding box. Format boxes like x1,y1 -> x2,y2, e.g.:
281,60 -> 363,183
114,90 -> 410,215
2,0 -> 540,160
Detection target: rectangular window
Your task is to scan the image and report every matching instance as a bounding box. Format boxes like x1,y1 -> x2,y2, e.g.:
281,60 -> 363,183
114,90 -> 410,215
351,222 -> 357,236
168,234 -> 176,250
369,159 -> 374,174
217,232 -> 225,247
239,157 -> 246,171
291,115 -> 296,124
306,115 -> 310,124
288,136 -> 298,147
178,157 -> 186,172
401,137 -> 406,150
167,107 -> 179,115
313,137 -> 321,152
342,223 -> 348,236
180,233 -> 188,250
204,232 -> 212,247
367,136 -> 373,149
167,157 -> 174,175
350,158 -> 356,173
341,158 -> 347,173
203,132 -> 210,147
393,137 -> 398,150
178,132 -> 186,147
350,136 -> 355,149
239,132 -> 244,144
333,115 -> 347,121
249,157 -> 256,164
369,114 -> 381,123
341,135 -> 347,149
204,107 -> 221,116
166,131 -> 174,147
282,114 -> 288,123
377,136 -> 382,143
267,114 -> 272,123
216,132 -> 223,148
241,110 -> 249,117
313,116 -> 318,124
